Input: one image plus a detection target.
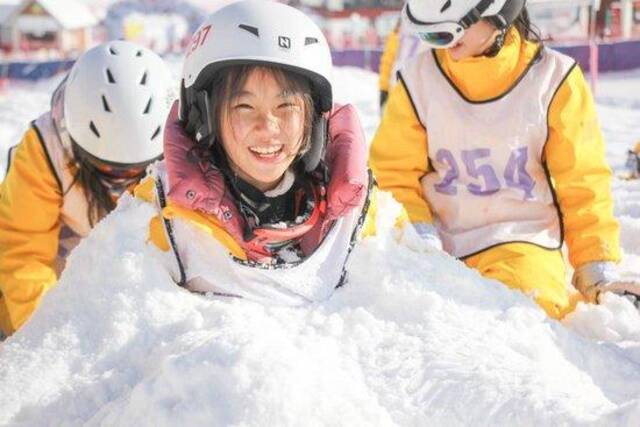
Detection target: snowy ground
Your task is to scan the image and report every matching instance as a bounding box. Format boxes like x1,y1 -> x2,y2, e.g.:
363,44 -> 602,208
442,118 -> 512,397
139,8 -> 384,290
0,66 -> 639,426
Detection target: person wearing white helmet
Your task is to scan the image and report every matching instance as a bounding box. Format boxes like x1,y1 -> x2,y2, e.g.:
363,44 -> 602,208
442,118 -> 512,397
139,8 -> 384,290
134,0 -> 372,304
370,0 -> 639,318
0,40 -> 175,336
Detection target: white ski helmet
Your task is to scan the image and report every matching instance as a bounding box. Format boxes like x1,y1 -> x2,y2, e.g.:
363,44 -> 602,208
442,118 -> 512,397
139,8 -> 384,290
404,0 -> 527,48
179,0 -> 333,171
64,40 -> 175,164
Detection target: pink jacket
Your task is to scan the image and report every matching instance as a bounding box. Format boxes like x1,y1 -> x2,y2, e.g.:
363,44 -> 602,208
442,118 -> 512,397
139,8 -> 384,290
163,101 -> 369,261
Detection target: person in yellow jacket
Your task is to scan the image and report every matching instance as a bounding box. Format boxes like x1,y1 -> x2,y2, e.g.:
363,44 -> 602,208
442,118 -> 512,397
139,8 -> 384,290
378,17 -> 429,112
370,0 -> 640,319
134,0 -> 371,305
0,40 -> 175,337
378,21 -> 400,110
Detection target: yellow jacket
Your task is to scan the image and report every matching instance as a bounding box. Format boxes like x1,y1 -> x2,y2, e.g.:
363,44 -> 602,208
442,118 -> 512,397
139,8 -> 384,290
378,27 -> 400,93
0,127 -> 63,335
134,177 -> 248,261
370,29 -> 620,268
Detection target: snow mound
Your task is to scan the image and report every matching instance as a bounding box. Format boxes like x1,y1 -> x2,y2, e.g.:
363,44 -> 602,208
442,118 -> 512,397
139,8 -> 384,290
2,193 -> 640,426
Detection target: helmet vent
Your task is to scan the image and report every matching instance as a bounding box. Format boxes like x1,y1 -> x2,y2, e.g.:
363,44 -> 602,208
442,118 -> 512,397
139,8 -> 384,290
106,69 -> 115,84
238,24 -> 259,37
440,0 -> 452,13
151,125 -> 161,141
89,121 -> 101,138
143,97 -> 153,114
101,95 -> 111,112
108,46 -> 118,55
140,71 -> 148,85
305,37 -> 318,46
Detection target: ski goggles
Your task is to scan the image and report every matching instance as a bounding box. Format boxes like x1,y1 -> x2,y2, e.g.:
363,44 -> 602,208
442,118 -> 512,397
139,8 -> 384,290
98,174 -> 141,200
413,22 -> 465,48
403,0 -> 494,49
88,157 -> 151,180
73,141 -> 159,180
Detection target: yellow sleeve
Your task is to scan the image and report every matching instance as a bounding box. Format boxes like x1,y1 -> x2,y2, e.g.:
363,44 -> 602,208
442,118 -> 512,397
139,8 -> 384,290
378,29 -> 400,93
0,127 -> 62,335
369,79 -> 434,224
545,66 -> 620,268
134,177 -> 172,252
134,176 -> 247,261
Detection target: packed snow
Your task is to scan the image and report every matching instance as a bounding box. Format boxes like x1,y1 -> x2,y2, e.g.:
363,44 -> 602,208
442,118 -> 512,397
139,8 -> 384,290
1,64 -> 640,426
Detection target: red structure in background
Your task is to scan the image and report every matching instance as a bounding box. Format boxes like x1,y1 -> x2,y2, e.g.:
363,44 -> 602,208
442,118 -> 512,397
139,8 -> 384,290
603,0 -> 640,38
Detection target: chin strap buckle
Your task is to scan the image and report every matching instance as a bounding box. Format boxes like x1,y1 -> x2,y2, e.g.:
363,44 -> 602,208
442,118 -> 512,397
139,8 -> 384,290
483,28 -> 506,58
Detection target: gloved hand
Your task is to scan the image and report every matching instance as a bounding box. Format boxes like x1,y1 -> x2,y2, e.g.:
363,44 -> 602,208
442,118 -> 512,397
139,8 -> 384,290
572,261 -> 640,308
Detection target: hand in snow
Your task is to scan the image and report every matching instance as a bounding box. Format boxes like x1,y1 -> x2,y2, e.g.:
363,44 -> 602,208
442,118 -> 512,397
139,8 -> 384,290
572,262 -> 640,308
595,281 -> 640,308
397,222 -> 444,254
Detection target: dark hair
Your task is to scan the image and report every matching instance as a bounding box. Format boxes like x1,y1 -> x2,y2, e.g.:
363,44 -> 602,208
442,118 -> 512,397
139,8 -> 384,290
484,7 -> 542,57
513,7 -> 542,43
70,156 -> 115,227
190,64 -> 316,167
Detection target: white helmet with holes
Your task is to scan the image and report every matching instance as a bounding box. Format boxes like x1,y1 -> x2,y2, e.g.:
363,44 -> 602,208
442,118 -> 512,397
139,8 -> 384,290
64,40 -> 175,164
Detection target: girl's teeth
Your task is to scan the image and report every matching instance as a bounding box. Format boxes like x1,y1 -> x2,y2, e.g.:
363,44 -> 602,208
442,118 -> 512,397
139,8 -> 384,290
250,146 -> 282,155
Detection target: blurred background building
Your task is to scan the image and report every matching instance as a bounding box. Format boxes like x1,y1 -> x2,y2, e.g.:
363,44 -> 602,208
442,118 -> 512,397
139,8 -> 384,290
0,0 -> 638,81
0,0 -> 97,59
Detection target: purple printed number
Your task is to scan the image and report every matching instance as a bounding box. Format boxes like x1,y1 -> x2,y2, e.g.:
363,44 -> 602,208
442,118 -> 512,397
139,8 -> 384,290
504,146 -> 535,199
461,148 -> 500,196
434,149 -> 459,195
433,147 -> 536,199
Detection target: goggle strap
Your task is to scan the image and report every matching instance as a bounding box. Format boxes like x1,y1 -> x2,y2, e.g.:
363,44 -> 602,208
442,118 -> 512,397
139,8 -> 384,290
460,0 -> 497,28
460,8 -> 481,29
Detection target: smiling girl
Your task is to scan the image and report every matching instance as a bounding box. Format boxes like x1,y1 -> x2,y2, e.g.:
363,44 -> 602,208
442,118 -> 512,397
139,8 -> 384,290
135,0 -> 371,304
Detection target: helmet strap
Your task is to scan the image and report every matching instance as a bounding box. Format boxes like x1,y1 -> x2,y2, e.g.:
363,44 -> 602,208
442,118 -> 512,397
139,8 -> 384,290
459,0 -> 496,29
477,0 -> 527,57
195,90 -> 214,145
183,85 -> 215,147
301,114 -> 328,173
483,28 -> 506,57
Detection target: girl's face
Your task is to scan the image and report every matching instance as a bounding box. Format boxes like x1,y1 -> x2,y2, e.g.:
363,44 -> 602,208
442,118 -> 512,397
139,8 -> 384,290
447,19 -> 499,61
220,69 -> 306,192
